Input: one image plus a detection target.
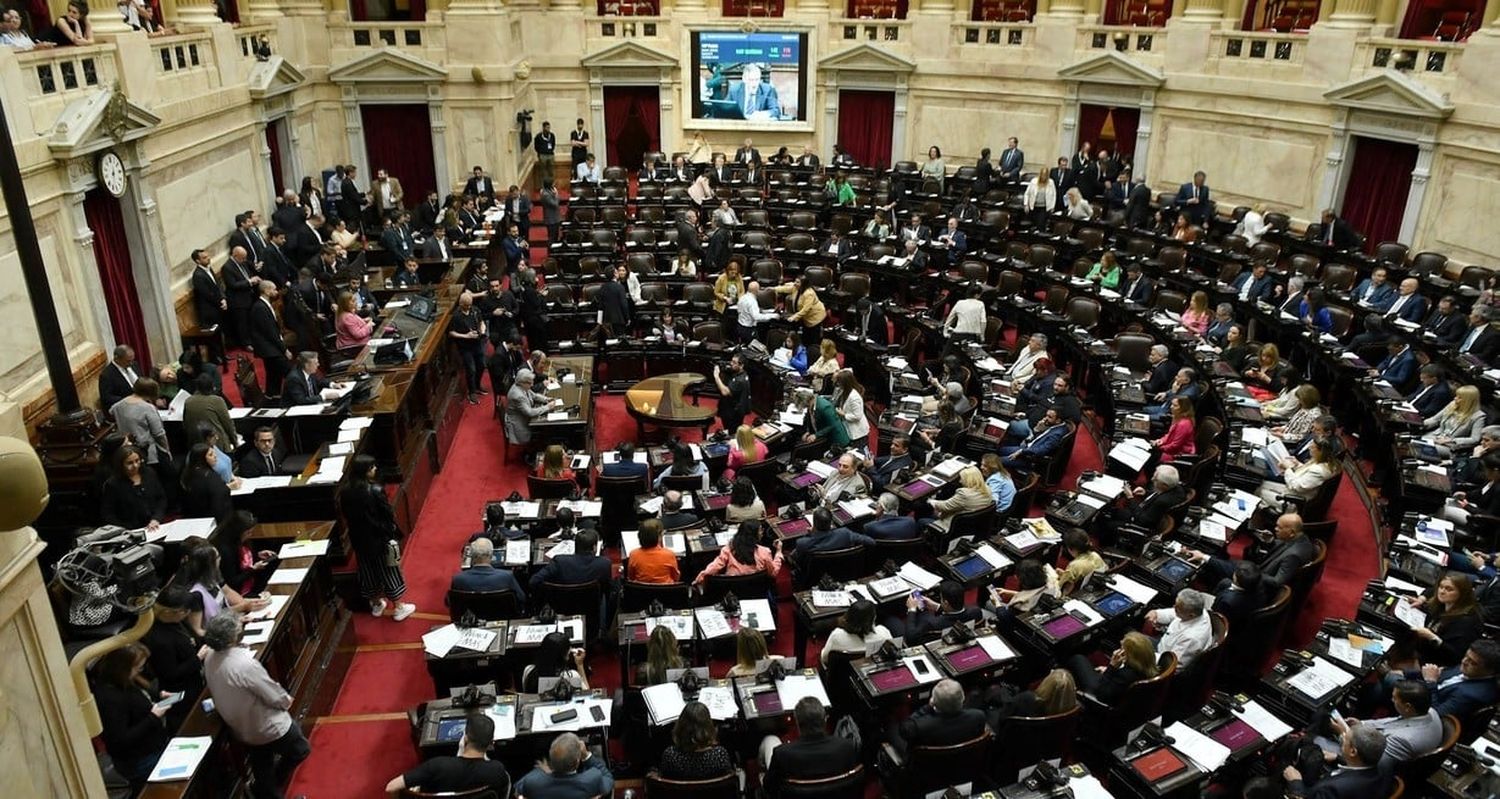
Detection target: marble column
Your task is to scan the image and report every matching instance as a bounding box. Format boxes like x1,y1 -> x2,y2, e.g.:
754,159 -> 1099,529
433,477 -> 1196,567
1398,139 -> 1434,244
795,0 -> 830,12
243,0 -> 282,21
446,0 -> 504,14
1043,0 -> 1085,18
1323,0 -> 1377,28
918,0 -> 956,14
673,0 -> 707,11
1179,0 -> 1224,22
86,0 -> 134,32
551,0 -> 582,9
1484,1 -> 1500,33
173,0 -> 224,27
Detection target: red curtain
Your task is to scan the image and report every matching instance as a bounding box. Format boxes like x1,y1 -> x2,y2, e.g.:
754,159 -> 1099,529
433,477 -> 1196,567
84,188 -> 152,367
218,0 -> 239,23
265,119 -> 286,196
360,104 -> 437,202
602,86 -> 660,168
837,90 -> 894,169
409,0 -> 426,19
847,0 -> 909,17
1075,105 -> 1139,158
1340,136 -> 1417,253
349,0 -> 367,20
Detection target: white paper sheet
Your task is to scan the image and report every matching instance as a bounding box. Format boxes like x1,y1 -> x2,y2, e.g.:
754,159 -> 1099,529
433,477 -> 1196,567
1165,722 -> 1232,771
485,703 -> 517,741
1392,600 -> 1427,630
1233,699 -> 1293,743
903,655 -> 942,684
1326,637 -> 1364,668
1106,574 -> 1158,605
149,517 -> 217,544
456,627 -> 497,652
694,607 -> 733,638
241,620 -> 274,646
974,544 -> 1013,570
806,460 -> 836,478
512,624 -> 556,644
1286,656 -> 1356,698
642,682 -> 687,725
504,539 -> 531,566
775,674 -> 831,708
897,562 -> 942,590
644,615 -> 694,640
422,624 -> 463,657
868,575 -> 911,599
232,475 -> 295,496
698,685 -> 739,720
266,567 -> 310,586
977,635 -> 1017,662
739,599 -> 776,632
147,736 -> 215,782
245,593 -> 290,622
811,589 -> 850,608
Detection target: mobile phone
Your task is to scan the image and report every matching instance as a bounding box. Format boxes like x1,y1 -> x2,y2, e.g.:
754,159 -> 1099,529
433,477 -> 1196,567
154,691 -> 185,710
589,705 -> 605,722
913,659 -> 930,675
550,708 -> 578,724
911,590 -> 923,603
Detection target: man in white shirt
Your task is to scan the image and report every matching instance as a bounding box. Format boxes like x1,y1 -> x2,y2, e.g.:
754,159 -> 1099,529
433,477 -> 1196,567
1007,333 -> 1049,383
735,280 -> 775,344
575,154 -> 601,183
1146,588 -> 1214,668
202,613 -> 312,799
944,286 -> 986,341
0,8 -> 47,49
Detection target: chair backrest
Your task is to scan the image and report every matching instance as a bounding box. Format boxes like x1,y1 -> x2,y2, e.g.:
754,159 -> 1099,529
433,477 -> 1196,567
780,763 -> 866,799
1067,297 -> 1101,328
1409,251 -> 1447,278
1027,244 -> 1056,269
991,706 -> 1083,785
737,456 -> 784,503
1163,612 -> 1228,722
1399,715 -> 1461,783
662,473 -> 708,492
1322,263 -> 1357,292
1299,470 -> 1343,522
1288,539 -> 1329,610
1157,246 -> 1187,273
1223,585 -> 1293,683
1043,422 -> 1079,486
1289,253 -> 1321,277
948,505 -> 997,539
799,545 -> 867,587
1248,241 -> 1281,266
540,580 -> 604,642
1109,652 -> 1178,740
621,580 -> 691,613
402,787 -> 498,798
594,473 -> 650,539
692,321 -> 724,344
903,728 -> 994,795
447,589 -> 522,623
527,474 -> 576,500
1458,265 -> 1494,289
1155,290 -> 1188,313
1115,333 -> 1155,373
644,771 -> 738,798
682,284 -> 715,306
836,272 -> 870,299
545,284 -> 575,305
1374,241 -> 1409,267
700,571 -> 773,604
804,265 -> 834,288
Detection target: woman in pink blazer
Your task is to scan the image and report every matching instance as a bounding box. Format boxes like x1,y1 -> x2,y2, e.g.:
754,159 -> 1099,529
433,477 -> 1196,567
1156,396 -> 1198,462
334,291 -> 374,350
723,424 -> 769,481
694,521 -> 783,586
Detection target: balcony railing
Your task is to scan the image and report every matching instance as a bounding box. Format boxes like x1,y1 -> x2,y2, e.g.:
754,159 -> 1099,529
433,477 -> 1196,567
1077,25 -> 1165,59
1355,37 -> 1462,76
1211,30 -> 1304,65
153,31 -> 222,100
834,19 -> 909,42
236,23 -> 278,61
14,43 -> 117,132
328,20 -> 449,67
593,16 -> 666,38
954,22 -> 1033,48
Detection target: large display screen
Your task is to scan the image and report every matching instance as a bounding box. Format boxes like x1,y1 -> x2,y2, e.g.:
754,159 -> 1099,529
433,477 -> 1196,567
690,31 -> 808,124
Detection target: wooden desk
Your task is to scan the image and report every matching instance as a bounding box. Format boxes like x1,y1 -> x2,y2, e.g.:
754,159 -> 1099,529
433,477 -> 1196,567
624,372 -> 717,438
139,521 -> 352,799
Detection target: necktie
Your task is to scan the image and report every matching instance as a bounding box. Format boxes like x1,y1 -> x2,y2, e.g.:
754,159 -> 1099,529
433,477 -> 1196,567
265,453 -> 275,473
743,89 -> 754,117
307,374 -> 314,395
1387,296 -> 1406,318
1462,328 -> 1480,352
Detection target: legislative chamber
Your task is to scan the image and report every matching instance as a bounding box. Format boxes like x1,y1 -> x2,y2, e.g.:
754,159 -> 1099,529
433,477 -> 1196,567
1,0 -> 1499,797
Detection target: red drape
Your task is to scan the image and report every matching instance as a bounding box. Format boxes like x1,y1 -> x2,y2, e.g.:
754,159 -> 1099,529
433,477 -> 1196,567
349,0 -> 367,20
84,188 -> 152,367
837,90 -> 894,170
1075,104 -> 1140,158
409,0 -> 425,20
360,104 -> 437,203
1398,0 -> 1431,37
218,0 -> 239,23
1104,0 -> 1172,24
1340,136 -> 1417,254
602,86 -> 660,168
1241,0 -> 1258,29
847,0 -> 909,17
265,119 -> 286,196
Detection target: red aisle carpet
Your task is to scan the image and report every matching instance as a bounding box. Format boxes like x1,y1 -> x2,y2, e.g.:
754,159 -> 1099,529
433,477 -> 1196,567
284,395 -> 1379,797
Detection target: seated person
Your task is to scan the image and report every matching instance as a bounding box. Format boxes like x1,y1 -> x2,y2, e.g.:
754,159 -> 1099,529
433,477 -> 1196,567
1320,681 -> 1441,771
724,477 -> 767,524
1215,324 -> 1255,372
820,599 -> 893,665
726,628 -> 770,678
1282,725 -> 1390,799
1184,512 -> 1314,591
1143,345 -> 1180,397
626,519 -> 681,585
1007,374 -> 1080,439
1154,396 -> 1198,463
694,520 -> 784,586
865,492 -> 919,540
1452,426 -> 1500,490
653,440 -> 709,491
1014,358 -> 1057,409
1112,465 -> 1188,531
889,579 -> 981,643
760,698 -> 860,797
983,558 -> 1061,624
658,701 -> 735,781
999,408 -> 1070,472
100,444 -> 167,530
639,625 -> 683,686
985,669 -> 1078,727
391,258 -> 423,288
914,400 -> 965,460
1063,631 -> 1159,706
1412,641 -> 1500,726
817,452 -> 869,506
1421,385 -> 1485,459
520,632 -> 590,693
1440,453 -> 1500,526
527,528 -> 613,629
1145,368 -> 1200,423
384,712 -> 510,797
1056,528 -> 1106,594
451,537 -> 526,604
513,733 -> 612,798
470,502 -> 526,543
887,678 -> 989,759
1243,344 -> 1292,395
140,587 -> 205,704
792,508 -> 874,575
1260,414 -> 1338,479
658,490 -> 698,530
1144,588 -> 1214,668
1407,364 -> 1454,419
867,435 -> 914,492
929,465 -> 994,524
600,441 -> 649,481
1208,562 -> 1269,631
724,423 -> 769,481
1389,572 -> 1485,670
1255,436 -> 1340,507
237,426 -> 289,478
1371,340 -> 1418,390
534,443 -> 577,483
1263,383 -> 1322,436
93,644 -> 172,788
793,386 -> 850,449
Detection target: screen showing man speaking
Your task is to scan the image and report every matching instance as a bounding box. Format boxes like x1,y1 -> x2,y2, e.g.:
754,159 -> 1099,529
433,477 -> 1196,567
691,31 -> 808,123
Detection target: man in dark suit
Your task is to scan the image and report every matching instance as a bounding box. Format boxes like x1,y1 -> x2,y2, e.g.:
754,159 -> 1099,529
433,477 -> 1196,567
412,191 -> 443,233
1231,262 -> 1276,303
1144,345 -> 1180,396
504,185 -> 532,244
867,437 -> 913,493
1125,176 -> 1154,229
339,164 -> 366,230
675,209 -> 704,261
237,426 -> 285,478
792,509 -> 874,574
1283,725 -> 1390,799
893,580 -> 983,643
1209,561 -> 1267,631
796,145 -> 820,168
1069,142 -> 1093,174
1049,158 -> 1075,211
221,246 -> 259,346
733,137 -> 761,164
527,528 -> 614,628
999,409 -> 1069,471
1314,208 -> 1359,250
864,493 -> 918,540
1421,640 -> 1500,724
1382,278 -> 1427,324
1175,171 -> 1212,226
1425,296 -> 1467,346
380,213 -> 415,261
450,537 -> 526,604
936,217 -> 967,266
997,137 -> 1024,180
597,264 -> 632,335
762,698 -> 860,798
1189,512 -> 1315,590
228,210 -> 265,269
898,213 -> 931,243
261,228 -> 296,288
98,345 -> 140,412
271,191 -> 306,235
888,679 -> 989,758
1407,364 -> 1454,417
464,166 -> 496,204
190,249 -> 224,333
1113,465 -> 1189,530
705,218 -> 732,273
850,297 -> 890,347
418,225 -> 452,261
289,213 -> 325,267
600,442 -> 649,481
1121,262 -> 1155,305
248,281 -> 291,396
657,490 -> 697,530
1103,168 -> 1131,211
281,351 -> 328,407
1456,306 -> 1499,360
1350,267 -> 1396,311
1372,341 -> 1417,389
821,230 -> 853,262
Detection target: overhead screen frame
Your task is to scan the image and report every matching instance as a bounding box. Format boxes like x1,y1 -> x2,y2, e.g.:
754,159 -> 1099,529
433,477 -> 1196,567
684,24 -> 817,133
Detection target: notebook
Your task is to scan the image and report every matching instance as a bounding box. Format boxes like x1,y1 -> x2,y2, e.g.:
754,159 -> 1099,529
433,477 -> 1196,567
1130,747 -> 1189,782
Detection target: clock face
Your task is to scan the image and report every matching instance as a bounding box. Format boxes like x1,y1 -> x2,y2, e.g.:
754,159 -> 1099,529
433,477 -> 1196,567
98,151 -> 127,197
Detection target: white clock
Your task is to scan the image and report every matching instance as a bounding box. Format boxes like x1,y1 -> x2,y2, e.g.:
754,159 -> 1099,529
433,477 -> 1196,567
97,151 -> 127,197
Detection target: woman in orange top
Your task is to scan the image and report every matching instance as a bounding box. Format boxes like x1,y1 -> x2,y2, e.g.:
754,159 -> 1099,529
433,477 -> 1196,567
723,424 -> 768,481
694,520 -> 783,586
626,519 -> 681,585
534,444 -> 576,482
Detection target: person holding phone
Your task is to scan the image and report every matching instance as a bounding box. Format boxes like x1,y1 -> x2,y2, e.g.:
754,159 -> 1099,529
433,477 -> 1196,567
93,644 -> 174,789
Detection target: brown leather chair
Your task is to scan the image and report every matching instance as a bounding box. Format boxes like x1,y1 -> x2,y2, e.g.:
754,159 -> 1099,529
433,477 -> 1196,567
752,258 -> 783,285
621,580 -> 691,612
682,284 -> 715,308
1286,539 -> 1329,618
1222,585 -> 1293,685
782,232 -> 815,253
1114,333 -> 1155,373
1155,290 -> 1188,314
446,589 -> 523,624
1249,241 -> 1280,265
625,251 -> 656,275
1322,263 -> 1357,292
1409,251 -> 1447,279
1374,240 -> 1409,267
1157,246 -> 1187,273
879,728 -> 993,798
1325,305 -> 1355,338
545,283 -> 575,305
639,283 -> 669,304
1081,652 -> 1178,749
594,472 -> 649,541
998,270 -> 1024,295
644,771 -> 738,798
579,283 -> 603,305
803,265 -> 834,289
1289,253 -> 1321,277
990,707 -> 1082,785
700,571 -> 773,604
780,763 -> 866,799
795,545 -> 867,588
693,320 -> 724,344
1219,234 -> 1248,254
1067,297 -> 1101,328
527,474 -> 576,500
1458,265 -> 1494,290
538,580 -> 606,644
626,228 -> 656,248
1027,244 -> 1056,270
787,210 -> 818,230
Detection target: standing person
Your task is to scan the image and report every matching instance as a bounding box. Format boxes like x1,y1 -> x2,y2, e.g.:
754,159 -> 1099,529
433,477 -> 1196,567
775,276 -> 827,355
337,454 -> 416,621
449,293 -> 487,405
713,354 -> 751,432
569,118 -> 590,168
534,120 -> 557,180
201,613 -> 311,799
539,180 -> 562,244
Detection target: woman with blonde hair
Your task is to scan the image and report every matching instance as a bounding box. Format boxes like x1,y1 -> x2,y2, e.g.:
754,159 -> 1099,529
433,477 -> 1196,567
334,291 -> 374,350
931,465 -> 993,519
639,624 -> 684,686
807,338 -> 841,393
534,443 -> 575,482
1181,290 -> 1212,337
685,131 -> 712,165
1064,631 -> 1159,706
1064,187 -> 1093,221
1423,384 -> 1485,457
1243,343 -> 1291,396
726,627 -> 769,678
723,424 -> 768,481
1257,436 -> 1340,505
1235,202 -> 1270,246
1269,384 -> 1321,439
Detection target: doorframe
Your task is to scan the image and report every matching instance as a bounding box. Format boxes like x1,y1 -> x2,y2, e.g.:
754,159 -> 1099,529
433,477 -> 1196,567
329,49 -> 450,195
1073,102 -> 1142,161
1057,52 -> 1164,180
818,44 -> 915,167
580,41 -> 680,170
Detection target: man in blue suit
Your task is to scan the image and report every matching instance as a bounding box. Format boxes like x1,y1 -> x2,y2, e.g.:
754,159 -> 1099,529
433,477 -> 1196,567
1231,262 -> 1276,303
1000,408 -> 1069,471
1350,267 -> 1397,312
600,442 -> 650,481
450,537 -> 526,605
866,435 -> 913,493
791,508 -> 874,576
998,137 -> 1025,180
1427,641 -> 1500,722
1174,170 -> 1212,226
1351,278 -> 1428,352
864,493 -> 918,540
936,216 -> 967,265
1406,364 -> 1453,418
529,528 -> 614,632
1372,340 -> 1417,389
726,64 -> 782,120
